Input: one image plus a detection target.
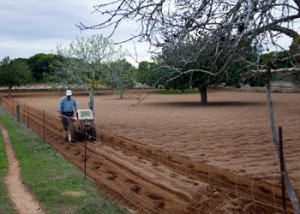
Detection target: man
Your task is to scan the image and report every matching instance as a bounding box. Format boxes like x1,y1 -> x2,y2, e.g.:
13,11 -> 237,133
58,90 -> 78,138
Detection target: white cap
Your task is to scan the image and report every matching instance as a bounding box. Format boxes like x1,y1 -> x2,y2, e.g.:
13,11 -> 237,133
66,90 -> 72,96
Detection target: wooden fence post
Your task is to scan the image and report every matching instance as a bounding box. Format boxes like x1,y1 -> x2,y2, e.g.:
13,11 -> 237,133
43,110 -> 45,141
16,105 -> 20,122
23,103 -> 25,123
27,106 -> 29,128
279,126 -> 287,214
84,137 -> 87,179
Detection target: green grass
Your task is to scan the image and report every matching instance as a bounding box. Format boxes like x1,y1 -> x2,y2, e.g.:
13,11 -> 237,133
0,107 -> 130,214
0,117 -> 15,214
153,89 -> 200,94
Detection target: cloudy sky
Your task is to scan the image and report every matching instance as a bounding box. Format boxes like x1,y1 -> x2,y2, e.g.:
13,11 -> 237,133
0,0 -> 152,65
1,0 -> 298,66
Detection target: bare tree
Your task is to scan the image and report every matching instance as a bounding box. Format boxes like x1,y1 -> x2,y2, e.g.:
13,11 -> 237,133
52,35 -> 124,112
78,0 -> 300,212
78,0 -> 299,70
104,59 -> 137,99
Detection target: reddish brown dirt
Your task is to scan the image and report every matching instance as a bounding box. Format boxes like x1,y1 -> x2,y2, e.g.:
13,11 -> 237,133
2,90 -> 300,213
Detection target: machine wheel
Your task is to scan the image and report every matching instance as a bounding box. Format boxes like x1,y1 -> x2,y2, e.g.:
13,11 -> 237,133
77,130 -> 84,142
67,121 -> 77,142
88,123 -> 97,141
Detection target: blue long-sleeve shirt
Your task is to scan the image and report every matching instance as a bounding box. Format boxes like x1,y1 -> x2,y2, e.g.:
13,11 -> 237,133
57,96 -> 78,113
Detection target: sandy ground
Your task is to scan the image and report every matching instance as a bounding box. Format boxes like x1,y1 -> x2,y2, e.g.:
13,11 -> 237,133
13,90 -> 300,193
0,121 -> 44,214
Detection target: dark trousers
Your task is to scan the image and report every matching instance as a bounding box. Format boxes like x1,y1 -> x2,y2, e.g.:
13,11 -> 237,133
61,111 -> 74,131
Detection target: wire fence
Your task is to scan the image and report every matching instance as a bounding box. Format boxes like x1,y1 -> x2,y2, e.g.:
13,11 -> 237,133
0,95 -> 293,213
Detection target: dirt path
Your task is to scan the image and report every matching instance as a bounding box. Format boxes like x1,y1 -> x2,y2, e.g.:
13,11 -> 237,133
0,121 -> 45,214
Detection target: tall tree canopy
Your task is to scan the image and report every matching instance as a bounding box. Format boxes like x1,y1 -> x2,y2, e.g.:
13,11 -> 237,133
137,61 -> 160,88
27,53 -> 56,82
0,56 -> 33,97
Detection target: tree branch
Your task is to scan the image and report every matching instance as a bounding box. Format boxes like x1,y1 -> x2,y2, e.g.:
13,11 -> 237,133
251,67 -> 300,74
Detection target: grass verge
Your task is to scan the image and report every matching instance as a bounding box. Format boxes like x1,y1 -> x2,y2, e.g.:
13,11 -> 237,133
0,107 -> 130,214
0,116 -> 15,213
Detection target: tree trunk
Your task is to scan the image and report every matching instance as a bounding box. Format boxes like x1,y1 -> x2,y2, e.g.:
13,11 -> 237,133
8,86 -> 12,98
197,86 -> 207,105
89,71 -> 96,113
89,88 -> 94,113
120,89 -> 124,99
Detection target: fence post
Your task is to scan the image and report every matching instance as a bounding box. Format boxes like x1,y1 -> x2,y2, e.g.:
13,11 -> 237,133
23,103 -> 25,123
84,134 -> 87,179
0,97 -> 2,107
27,106 -> 29,128
43,110 -> 45,141
16,105 -> 20,122
279,126 -> 287,214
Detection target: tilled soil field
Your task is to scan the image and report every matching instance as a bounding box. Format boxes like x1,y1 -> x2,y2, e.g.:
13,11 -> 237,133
1,90 -> 300,213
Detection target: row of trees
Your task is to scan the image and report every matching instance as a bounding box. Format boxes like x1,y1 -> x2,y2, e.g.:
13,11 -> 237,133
1,47 -> 298,101
0,35 -> 137,99
1,53 -> 58,83
136,49 -> 299,104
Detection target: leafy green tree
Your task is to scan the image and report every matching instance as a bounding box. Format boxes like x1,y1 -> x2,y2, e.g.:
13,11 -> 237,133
154,37 -> 260,104
51,34 -> 124,111
27,53 -> 56,82
137,61 -> 161,88
104,59 -> 136,99
0,56 -> 33,97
